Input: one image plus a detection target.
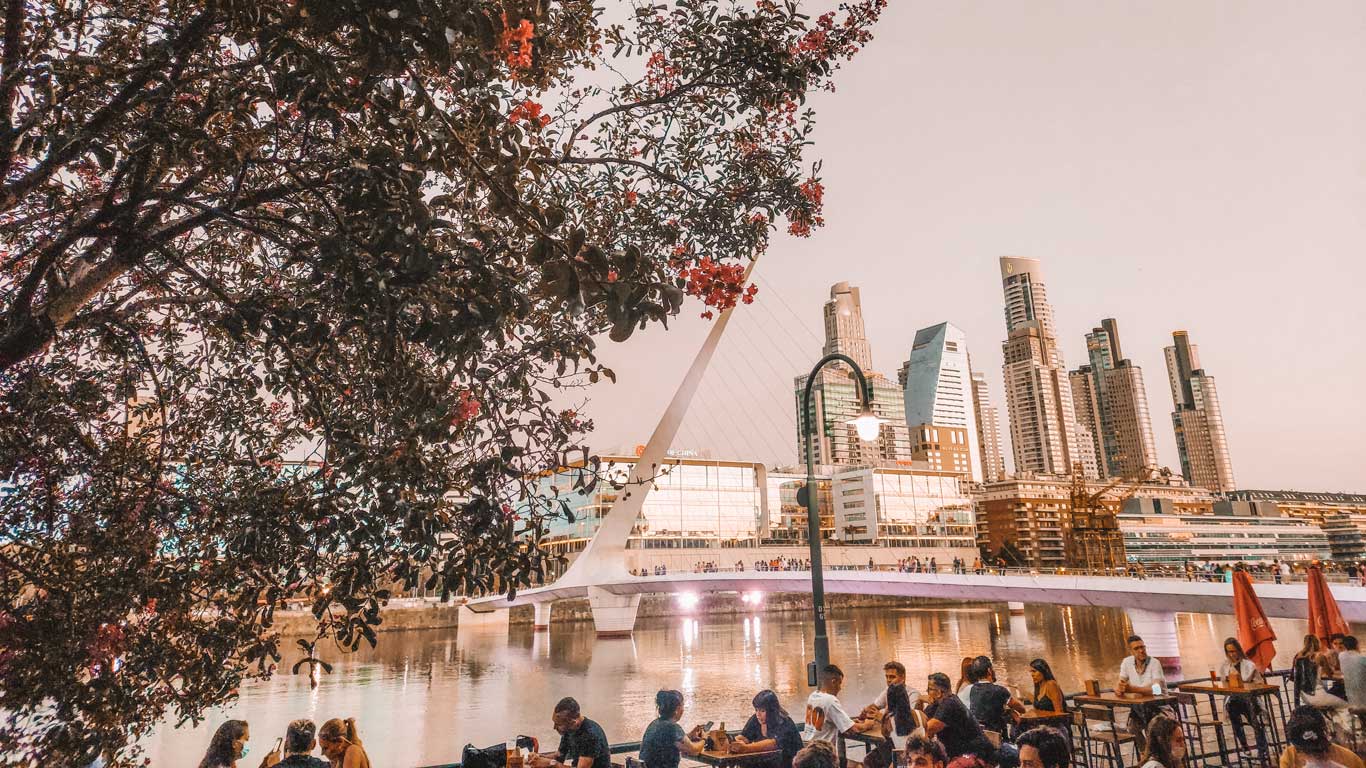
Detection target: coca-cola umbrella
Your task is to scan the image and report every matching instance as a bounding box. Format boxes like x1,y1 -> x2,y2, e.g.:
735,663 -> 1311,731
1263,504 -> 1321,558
1307,564 -> 1350,646
1233,568 -> 1277,670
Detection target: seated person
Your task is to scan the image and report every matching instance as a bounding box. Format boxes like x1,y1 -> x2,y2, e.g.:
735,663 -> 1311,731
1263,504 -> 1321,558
1138,716 -> 1185,768
1279,705 -> 1364,768
905,735 -> 948,768
861,661 -> 919,748
734,690 -> 804,768
640,690 -> 705,768
1116,635 -> 1170,752
276,720 -> 329,768
530,698 -> 612,768
792,741 -> 838,768
1025,659 -> 1067,714
1341,636 -> 1366,709
1219,637 -> 1268,752
1017,727 -> 1069,768
861,713 -> 899,768
924,672 -> 995,763
1324,634 -> 1347,699
805,664 -> 875,744
964,657 -> 1024,736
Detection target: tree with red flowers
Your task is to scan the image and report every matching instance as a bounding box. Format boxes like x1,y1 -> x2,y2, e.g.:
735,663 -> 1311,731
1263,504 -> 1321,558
0,0 -> 885,762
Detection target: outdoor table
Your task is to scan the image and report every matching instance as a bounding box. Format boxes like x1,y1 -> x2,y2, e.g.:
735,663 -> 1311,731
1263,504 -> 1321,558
693,748 -> 781,768
1017,706 -> 1072,730
1179,681 -> 1285,767
1073,691 -> 1180,744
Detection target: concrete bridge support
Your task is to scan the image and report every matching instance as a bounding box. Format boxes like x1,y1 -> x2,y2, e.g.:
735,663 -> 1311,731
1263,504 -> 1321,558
1125,607 -> 1181,672
533,602 -> 552,632
588,586 -> 640,638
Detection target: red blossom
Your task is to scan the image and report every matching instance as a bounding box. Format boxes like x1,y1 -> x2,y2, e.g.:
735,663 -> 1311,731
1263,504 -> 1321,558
497,14 -> 535,72
677,256 -> 755,318
508,99 -> 550,127
623,190 -> 638,206
451,389 -> 481,428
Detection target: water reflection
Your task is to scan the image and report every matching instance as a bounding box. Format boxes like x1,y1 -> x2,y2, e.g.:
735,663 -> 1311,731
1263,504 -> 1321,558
139,604 -> 1359,767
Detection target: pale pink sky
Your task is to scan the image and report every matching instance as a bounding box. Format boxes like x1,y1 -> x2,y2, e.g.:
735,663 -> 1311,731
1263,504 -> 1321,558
572,0 -> 1366,493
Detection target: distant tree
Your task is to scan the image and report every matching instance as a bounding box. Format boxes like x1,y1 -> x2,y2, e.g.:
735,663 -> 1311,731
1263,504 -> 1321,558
0,0 -> 885,762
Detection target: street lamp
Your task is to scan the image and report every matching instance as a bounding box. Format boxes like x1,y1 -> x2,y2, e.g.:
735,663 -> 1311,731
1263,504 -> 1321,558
799,353 -> 885,681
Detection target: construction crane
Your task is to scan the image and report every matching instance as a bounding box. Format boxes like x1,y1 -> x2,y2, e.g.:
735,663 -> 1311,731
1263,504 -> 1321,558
1067,464 -> 1173,573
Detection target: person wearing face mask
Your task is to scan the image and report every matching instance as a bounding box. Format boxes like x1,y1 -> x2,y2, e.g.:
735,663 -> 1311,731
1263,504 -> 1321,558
198,720 -> 253,768
1138,716 -> 1185,768
318,718 -> 371,768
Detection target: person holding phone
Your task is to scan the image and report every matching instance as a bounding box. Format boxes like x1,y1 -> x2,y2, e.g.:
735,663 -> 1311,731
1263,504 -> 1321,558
640,690 -> 705,768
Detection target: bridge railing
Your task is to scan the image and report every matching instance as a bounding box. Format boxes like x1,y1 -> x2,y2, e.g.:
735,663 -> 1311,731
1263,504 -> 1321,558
632,563 -> 1358,584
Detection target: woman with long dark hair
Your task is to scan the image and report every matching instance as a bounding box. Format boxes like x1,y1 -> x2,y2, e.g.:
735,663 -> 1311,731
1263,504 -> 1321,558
1026,659 -> 1066,714
1138,715 -> 1185,768
1219,636 -> 1267,752
641,689 -> 705,768
198,720 -> 250,768
733,690 -> 803,768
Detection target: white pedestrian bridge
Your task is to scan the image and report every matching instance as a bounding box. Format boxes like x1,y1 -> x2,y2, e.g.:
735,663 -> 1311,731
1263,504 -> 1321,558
464,568 -> 1366,665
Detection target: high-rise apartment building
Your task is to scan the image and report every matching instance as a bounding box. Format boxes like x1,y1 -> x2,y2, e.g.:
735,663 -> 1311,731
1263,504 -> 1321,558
900,322 -> 981,481
970,367 -> 1007,482
1165,331 -> 1236,492
822,281 -> 874,372
796,282 -> 910,467
999,257 -> 1099,478
1069,319 -> 1159,479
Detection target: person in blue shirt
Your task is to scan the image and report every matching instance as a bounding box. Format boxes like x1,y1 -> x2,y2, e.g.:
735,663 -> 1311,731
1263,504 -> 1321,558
639,690 -> 705,768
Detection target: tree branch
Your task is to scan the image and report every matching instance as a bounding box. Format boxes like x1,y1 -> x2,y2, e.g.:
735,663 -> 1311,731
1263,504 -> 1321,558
0,10 -> 216,212
548,155 -> 709,199
560,77 -> 729,160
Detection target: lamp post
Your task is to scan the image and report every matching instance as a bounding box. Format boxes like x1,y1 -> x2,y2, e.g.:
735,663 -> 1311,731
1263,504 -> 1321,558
800,353 -> 884,680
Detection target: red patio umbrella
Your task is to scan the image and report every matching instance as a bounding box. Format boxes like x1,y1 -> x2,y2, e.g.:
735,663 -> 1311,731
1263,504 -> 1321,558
1233,569 -> 1277,670
1307,564 -> 1351,645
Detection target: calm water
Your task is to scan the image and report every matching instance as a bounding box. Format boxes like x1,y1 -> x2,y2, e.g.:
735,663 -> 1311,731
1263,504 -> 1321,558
139,603 -> 1348,767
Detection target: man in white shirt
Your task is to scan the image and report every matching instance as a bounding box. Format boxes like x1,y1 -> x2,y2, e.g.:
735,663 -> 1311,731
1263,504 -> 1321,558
1116,635 -> 1171,752
862,661 -> 920,749
805,664 -> 866,745
1339,636 -> 1366,708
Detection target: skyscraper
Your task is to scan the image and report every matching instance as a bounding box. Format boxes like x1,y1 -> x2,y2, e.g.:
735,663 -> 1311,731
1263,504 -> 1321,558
1165,331 -> 1236,492
796,282 -> 911,467
900,322 -> 981,481
822,281 -> 874,372
999,257 -> 1099,478
1069,319 -> 1159,479
970,367 -> 1007,483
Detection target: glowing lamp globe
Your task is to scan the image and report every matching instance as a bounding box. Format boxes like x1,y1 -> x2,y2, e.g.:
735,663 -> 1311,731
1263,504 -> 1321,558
847,409 -> 885,442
